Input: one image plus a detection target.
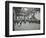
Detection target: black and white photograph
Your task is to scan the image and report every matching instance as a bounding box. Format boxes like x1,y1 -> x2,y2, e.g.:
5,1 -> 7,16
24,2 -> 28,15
13,7 -> 40,31
5,1 -> 45,37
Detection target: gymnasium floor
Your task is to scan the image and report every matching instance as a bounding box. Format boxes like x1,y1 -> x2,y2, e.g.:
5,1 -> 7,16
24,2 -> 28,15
13,22 -> 40,31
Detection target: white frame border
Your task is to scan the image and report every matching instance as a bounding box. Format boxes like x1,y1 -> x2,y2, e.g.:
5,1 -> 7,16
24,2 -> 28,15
9,3 -> 43,35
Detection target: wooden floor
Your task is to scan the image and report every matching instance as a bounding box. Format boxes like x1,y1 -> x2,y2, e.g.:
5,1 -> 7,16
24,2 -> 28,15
13,22 -> 40,31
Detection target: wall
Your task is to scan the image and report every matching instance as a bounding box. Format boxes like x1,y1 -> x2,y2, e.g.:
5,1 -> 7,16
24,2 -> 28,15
0,0 -> 46,38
